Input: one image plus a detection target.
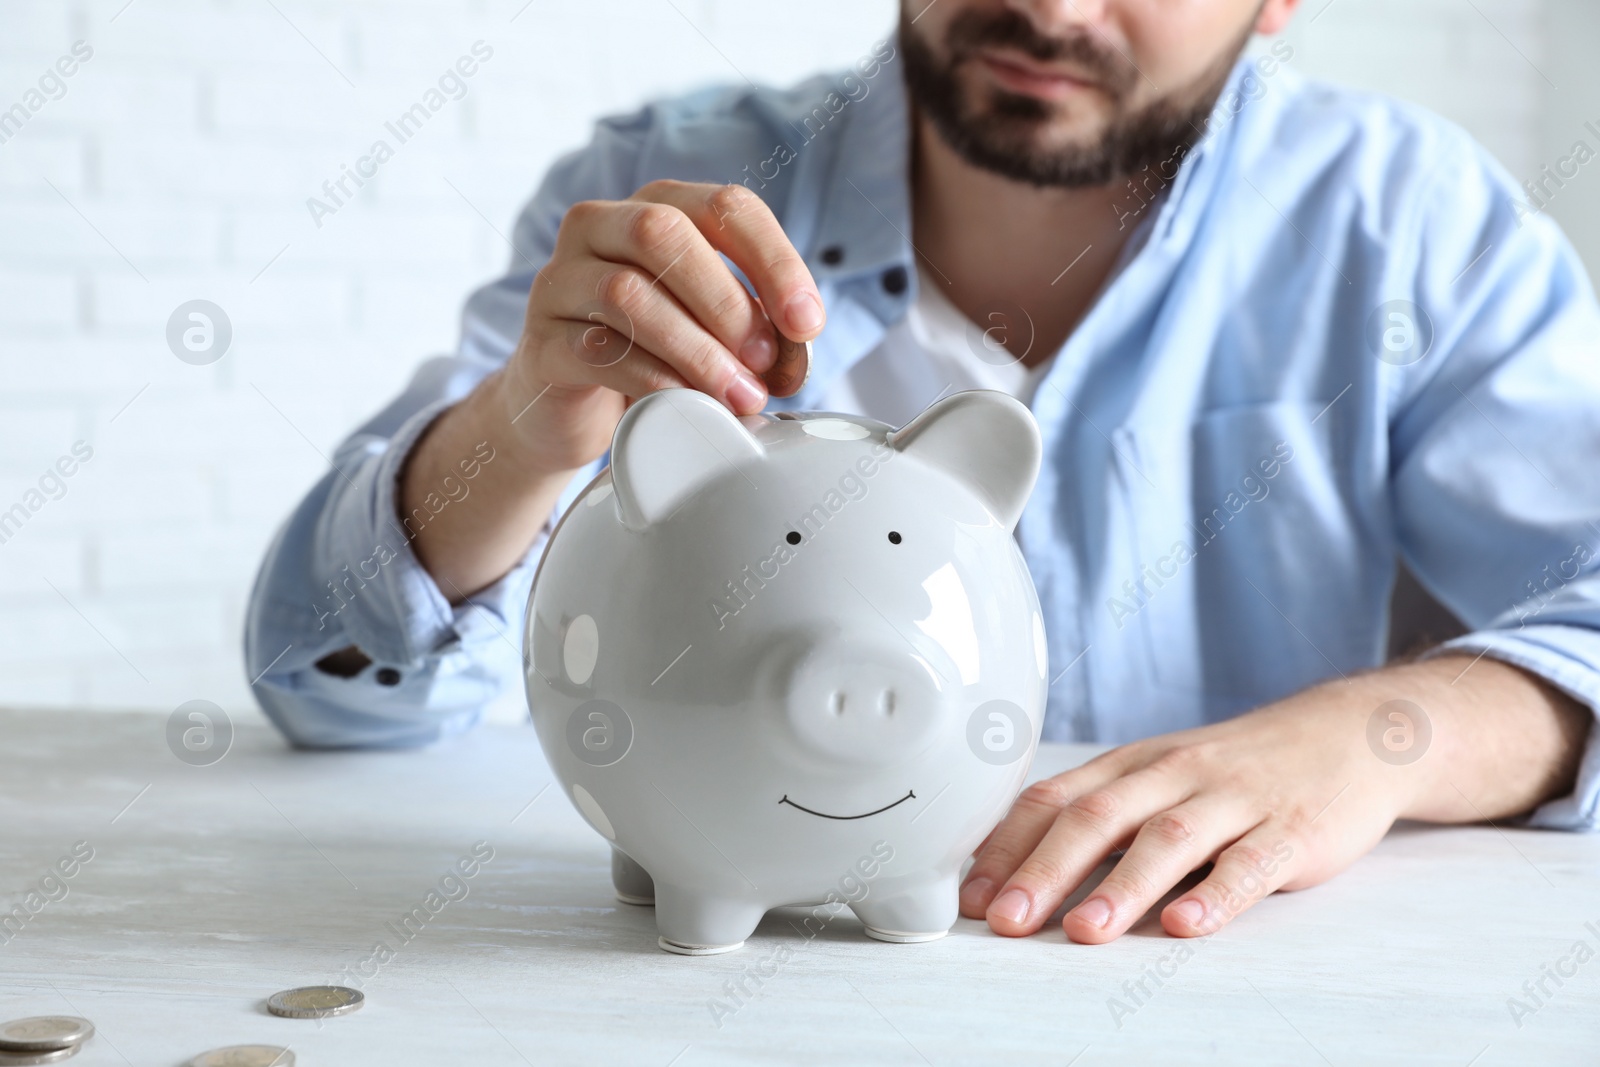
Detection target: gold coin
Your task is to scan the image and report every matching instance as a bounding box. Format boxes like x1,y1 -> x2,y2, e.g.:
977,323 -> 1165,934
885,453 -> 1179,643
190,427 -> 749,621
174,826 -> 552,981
265,985 -> 363,1019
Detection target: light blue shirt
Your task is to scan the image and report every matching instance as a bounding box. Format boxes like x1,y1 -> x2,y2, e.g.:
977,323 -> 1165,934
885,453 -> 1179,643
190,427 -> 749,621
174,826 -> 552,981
244,48 -> 1600,830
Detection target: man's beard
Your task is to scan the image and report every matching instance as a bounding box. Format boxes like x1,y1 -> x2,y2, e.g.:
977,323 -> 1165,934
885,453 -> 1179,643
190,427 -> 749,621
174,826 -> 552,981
900,7 -> 1252,188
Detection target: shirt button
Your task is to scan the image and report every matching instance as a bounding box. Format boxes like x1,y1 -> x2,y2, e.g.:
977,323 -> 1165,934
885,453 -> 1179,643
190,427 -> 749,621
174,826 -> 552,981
881,265 -> 908,295
820,245 -> 844,266
375,667 -> 402,686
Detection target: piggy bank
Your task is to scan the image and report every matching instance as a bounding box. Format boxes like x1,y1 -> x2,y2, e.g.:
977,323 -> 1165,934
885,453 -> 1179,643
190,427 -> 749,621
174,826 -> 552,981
523,387 -> 1046,954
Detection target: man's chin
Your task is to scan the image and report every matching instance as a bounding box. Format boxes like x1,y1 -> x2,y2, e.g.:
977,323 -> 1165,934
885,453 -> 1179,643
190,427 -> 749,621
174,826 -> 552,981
963,108 -> 1116,165
910,39 -> 1198,189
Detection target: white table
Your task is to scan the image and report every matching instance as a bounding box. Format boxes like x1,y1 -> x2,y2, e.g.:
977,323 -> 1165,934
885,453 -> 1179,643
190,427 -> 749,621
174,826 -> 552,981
1,707 -> 1596,1066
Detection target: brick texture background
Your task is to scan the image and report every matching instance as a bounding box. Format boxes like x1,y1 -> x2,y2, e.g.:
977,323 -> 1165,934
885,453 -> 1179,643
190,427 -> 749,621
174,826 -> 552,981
0,0 -> 1593,722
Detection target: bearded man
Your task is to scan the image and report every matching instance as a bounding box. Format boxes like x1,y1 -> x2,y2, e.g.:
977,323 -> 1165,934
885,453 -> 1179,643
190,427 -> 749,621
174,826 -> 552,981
246,0 -> 1600,943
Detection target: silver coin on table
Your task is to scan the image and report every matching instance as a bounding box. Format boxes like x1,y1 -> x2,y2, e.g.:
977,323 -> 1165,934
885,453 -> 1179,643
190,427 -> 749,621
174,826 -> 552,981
0,1048 -> 82,1065
188,1046 -> 295,1067
265,985 -> 363,1019
0,1016 -> 94,1052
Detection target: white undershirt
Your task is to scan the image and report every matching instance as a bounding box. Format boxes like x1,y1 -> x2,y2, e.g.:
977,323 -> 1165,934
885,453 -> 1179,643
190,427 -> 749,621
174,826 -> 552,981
815,187 -> 1166,429
813,264 -> 1056,428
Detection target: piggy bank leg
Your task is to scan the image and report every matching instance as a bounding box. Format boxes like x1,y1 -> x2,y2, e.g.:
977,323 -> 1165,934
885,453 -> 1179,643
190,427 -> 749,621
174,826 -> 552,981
853,872 -> 959,943
611,847 -> 655,906
654,884 -> 765,955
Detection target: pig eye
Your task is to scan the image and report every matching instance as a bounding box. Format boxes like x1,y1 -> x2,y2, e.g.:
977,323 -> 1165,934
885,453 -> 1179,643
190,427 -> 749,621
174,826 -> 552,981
786,531 -> 801,545
887,531 -> 902,545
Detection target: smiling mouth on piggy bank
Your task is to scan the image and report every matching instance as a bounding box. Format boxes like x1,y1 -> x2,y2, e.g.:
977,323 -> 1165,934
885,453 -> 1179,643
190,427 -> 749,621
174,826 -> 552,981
778,790 -> 917,820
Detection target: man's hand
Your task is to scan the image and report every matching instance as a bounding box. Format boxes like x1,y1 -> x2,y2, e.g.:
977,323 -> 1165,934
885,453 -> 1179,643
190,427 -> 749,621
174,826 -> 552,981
496,179 -> 825,476
401,181 -> 823,600
960,655 -> 1591,943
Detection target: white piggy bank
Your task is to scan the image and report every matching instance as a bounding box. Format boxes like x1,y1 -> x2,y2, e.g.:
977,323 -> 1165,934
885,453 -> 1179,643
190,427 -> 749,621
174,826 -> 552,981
523,387 -> 1047,954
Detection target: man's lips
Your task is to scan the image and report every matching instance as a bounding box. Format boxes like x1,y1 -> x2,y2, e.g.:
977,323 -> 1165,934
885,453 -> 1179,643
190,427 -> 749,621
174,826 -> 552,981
976,50 -> 1099,102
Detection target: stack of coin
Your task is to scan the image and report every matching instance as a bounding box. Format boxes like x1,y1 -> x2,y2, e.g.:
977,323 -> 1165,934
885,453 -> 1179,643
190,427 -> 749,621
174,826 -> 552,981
0,1017 -> 94,1064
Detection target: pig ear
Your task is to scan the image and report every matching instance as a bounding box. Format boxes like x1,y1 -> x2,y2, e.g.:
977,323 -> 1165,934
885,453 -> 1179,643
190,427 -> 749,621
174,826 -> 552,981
609,388 -> 765,531
886,390 -> 1041,530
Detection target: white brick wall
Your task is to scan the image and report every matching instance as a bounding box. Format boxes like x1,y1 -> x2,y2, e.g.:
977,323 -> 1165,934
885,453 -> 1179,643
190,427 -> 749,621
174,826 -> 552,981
0,0 -> 1590,721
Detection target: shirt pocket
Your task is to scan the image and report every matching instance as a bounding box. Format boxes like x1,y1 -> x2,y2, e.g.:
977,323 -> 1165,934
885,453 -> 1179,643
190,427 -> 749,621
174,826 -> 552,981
1120,399 -> 1387,717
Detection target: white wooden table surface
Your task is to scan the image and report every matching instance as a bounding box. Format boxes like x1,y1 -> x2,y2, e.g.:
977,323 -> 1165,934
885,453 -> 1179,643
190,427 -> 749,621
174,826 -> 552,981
1,707 -> 1597,1066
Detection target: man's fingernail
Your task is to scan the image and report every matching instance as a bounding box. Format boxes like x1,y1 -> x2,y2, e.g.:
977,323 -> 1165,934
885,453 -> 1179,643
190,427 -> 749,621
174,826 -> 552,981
1170,898 -> 1206,928
989,888 -> 1031,925
1073,896 -> 1113,929
959,877 -> 993,908
784,292 -> 823,335
725,372 -> 765,413
738,331 -> 775,373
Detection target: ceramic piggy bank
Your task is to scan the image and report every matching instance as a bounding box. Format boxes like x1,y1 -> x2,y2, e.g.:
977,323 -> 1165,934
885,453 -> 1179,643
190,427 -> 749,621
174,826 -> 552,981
523,387 -> 1047,954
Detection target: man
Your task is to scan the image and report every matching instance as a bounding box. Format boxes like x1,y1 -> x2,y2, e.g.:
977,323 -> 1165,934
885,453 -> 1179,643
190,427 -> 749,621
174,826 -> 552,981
246,0 -> 1600,946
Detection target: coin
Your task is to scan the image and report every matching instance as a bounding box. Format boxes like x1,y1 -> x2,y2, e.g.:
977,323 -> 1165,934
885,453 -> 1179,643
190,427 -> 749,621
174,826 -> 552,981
188,1047 -> 294,1067
0,1049 -> 81,1065
0,1017 -> 93,1052
265,986 -> 363,1019
763,334 -> 811,399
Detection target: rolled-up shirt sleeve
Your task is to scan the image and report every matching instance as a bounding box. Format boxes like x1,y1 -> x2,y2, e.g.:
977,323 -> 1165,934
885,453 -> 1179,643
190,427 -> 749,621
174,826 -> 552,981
1389,134 -> 1600,830
243,109 -> 652,748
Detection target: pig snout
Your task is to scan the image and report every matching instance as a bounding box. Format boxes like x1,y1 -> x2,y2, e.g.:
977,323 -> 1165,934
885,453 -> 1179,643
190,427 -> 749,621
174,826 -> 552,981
780,638 -> 949,765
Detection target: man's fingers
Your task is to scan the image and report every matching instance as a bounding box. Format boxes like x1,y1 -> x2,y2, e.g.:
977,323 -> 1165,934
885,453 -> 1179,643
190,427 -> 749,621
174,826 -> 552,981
630,179 -> 824,342
974,765 -> 1192,937
548,319 -> 687,399
1160,824 -> 1300,937
578,196 -> 782,375
541,260 -> 766,413
958,757 -> 1130,918
1060,797 -> 1248,944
